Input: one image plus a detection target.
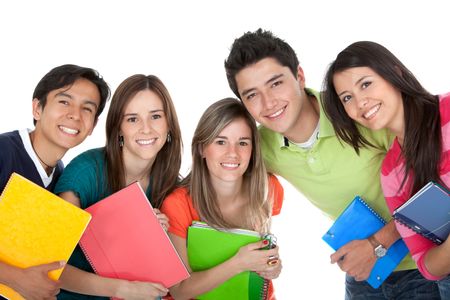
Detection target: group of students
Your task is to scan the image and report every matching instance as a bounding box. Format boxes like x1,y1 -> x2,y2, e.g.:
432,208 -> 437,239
0,29 -> 448,300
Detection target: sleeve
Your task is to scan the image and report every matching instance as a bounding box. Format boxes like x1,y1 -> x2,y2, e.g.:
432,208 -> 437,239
269,175 -> 284,216
54,151 -> 101,209
160,189 -> 195,239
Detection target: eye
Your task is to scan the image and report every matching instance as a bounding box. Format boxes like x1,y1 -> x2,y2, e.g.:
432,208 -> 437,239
83,107 -> 93,113
151,114 -> 162,120
271,80 -> 282,88
246,92 -> 256,101
342,95 -> 352,103
239,141 -> 249,146
126,117 -> 138,123
215,139 -> 226,145
361,81 -> 372,89
59,100 -> 69,105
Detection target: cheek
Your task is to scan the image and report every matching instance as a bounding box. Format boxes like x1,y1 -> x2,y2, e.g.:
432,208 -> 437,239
343,104 -> 359,120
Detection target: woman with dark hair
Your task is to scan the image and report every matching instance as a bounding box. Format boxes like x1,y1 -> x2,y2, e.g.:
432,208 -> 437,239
322,41 -> 449,298
161,98 -> 283,299
54,74 -> 182,299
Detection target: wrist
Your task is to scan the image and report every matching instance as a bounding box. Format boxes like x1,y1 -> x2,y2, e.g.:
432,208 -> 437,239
367,235 -> 387,258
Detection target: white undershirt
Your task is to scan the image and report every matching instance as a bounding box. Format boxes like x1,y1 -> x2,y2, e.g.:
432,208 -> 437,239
19,129 -> 55,187
293,121 -> 320,150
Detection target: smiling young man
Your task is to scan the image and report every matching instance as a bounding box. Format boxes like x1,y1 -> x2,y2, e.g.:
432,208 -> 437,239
224,29 -> 440,299
0,64 -> 110,300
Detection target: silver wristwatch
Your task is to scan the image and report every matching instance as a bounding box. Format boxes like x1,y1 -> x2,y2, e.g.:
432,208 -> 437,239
368,235 -> 387,258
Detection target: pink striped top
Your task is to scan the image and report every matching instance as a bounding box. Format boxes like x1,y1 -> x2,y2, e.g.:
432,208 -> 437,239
381,92 -> 450,280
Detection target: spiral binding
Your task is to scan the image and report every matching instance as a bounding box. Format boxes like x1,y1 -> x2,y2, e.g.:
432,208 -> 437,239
357,197 -> 386,225
393,215 -> 445,244
260,234 -> 277,300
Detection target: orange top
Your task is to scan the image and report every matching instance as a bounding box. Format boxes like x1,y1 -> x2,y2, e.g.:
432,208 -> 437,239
161,174 -> 284,300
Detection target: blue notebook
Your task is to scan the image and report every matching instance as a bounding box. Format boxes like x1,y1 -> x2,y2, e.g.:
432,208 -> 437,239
322,196 -> 409,289
393,182 -> 450,244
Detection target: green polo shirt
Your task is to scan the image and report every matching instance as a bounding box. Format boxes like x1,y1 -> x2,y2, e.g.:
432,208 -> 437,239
260,88 -> 416,271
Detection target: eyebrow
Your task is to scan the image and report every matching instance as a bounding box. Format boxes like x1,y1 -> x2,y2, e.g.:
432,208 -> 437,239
337,75 -> 370,97
240,73 -> 284,97
215,136 -> 252,140
123,109 -> 164,116
56,92 -> 99,109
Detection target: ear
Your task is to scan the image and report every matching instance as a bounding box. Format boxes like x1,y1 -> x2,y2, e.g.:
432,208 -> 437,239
296,65 -> 306,89
32,98 -> 43,122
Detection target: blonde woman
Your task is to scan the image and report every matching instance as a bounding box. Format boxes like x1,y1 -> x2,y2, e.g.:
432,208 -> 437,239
161,98 -> 283,300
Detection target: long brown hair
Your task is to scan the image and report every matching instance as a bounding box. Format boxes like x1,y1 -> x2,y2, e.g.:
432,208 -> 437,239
322,41 -> 443,194
105,74 -> 182,208
183,98 -> 272,233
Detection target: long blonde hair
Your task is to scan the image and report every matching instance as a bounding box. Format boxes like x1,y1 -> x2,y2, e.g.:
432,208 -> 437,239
183,98 -> 272,233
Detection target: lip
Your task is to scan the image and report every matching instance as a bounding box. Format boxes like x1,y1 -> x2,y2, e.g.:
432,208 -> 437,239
136,138 -> 157,145
220,162 -> 240,169
265,105 -> 286,120
363,103 -> 381,120
58,125 -> 79,136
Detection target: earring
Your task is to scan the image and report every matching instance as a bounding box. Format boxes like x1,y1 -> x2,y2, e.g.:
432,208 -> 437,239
167,132 -> 172,143
118,135 -> 124,147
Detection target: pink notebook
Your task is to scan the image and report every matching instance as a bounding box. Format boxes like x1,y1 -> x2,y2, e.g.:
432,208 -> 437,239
79,182 -> 189,288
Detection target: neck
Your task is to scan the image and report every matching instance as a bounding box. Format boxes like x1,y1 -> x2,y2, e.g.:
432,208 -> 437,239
29,130 -> 65,174
388,105 -> 405,146
285,93 -> 320,143
211,177 -> 244,206
123,156 -> 154,188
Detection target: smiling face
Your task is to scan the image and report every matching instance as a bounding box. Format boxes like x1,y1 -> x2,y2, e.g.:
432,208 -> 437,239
120,89 -> 169,166
235,57 -> 307,138
333,66 -> 404,133
32,78 -> 101,152
202,118 -> 253,186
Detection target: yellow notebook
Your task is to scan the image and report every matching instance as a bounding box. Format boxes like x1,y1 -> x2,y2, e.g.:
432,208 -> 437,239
0,173 -> 92,300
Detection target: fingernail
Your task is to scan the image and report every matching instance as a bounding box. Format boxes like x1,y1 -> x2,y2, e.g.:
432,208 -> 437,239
263,240 -> 269,245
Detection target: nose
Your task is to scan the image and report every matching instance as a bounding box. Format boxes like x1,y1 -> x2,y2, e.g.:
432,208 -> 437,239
226,143 -> 238,158
261,90 -> 277,110
67,106 -> 81,120
140,120 -> 153,134
356,94 -> 369,109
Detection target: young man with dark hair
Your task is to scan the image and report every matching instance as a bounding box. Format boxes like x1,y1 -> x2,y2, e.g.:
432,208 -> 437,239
0,64 -> 110,299
224,29 -> 439,299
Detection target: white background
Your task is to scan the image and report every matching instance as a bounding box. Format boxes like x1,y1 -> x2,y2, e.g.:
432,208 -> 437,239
1,1 -> 448,298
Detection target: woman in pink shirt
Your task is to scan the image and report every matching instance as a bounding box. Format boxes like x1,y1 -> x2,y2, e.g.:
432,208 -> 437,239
322,41 -> 449,298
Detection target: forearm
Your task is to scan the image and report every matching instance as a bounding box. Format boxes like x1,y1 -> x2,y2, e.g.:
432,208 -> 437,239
372,220 -> 400,248
60,264 -> 121,297
424,239 -> 450,278
170,257 -> 241,300
0,261 -> 20,287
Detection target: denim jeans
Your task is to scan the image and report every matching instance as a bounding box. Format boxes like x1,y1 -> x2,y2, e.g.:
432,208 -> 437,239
437,275 -> 450,299
345,269 -> 440,299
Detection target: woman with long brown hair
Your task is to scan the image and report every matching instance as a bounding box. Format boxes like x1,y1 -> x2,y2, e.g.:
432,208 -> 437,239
161,98 -> 283,299
54,74 -> 182,299
322,41 -> 450,298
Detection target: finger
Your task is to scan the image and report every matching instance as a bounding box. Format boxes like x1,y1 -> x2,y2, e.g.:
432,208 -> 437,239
152,283 -> 169,293
40,261 -> 66,272
153,208 -> 161,214
330,247 -> 347,264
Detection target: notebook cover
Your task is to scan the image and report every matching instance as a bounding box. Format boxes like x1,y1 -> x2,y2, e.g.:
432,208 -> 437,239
187,222 -> 266,300
393,182 -> 450,244
322,196 -> 409,289
79,182 -> 189,289
0,173 -> 91,300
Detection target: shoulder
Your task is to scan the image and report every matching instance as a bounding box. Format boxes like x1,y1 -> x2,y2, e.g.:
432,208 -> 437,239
161,186 -> 197,239
268,174 -> 284,216
439,92 -> 450,125
0,130 -> 22,153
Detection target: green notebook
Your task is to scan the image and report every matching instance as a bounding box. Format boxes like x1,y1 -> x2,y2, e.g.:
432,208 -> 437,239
187,221 -> 270,300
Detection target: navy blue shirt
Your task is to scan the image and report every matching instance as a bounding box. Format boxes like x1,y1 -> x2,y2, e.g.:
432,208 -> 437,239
0,130 -> 63,193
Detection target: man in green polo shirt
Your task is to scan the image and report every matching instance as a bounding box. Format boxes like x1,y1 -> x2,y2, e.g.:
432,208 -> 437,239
224,29 -> 439,299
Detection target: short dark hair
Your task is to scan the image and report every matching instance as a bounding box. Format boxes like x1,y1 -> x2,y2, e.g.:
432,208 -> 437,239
32,64 -> 110,124
224,28 -> 299,98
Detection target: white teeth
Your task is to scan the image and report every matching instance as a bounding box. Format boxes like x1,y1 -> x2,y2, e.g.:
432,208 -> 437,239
136,139 -> 156,145
363,104 -> 381,119
221,163 -> 239,168
59,126 -> 79,135
268,107 -> 284,118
